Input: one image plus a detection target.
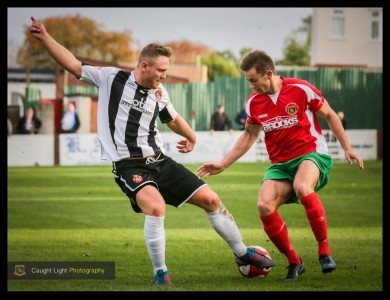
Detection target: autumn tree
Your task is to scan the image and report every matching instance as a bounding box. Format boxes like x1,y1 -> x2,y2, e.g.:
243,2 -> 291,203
17,14 -> 137,68
164,39 -> 210,64
8,39 -> 20,67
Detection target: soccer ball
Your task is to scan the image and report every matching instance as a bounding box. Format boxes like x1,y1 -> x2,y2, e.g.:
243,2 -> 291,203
237,245 -> 273,278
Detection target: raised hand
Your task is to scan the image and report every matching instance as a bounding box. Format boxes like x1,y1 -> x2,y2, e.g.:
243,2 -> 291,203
30,16 -> 46,40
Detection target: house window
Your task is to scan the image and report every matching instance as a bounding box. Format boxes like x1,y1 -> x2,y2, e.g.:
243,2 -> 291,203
331,9 -> 345,38
371,10 -> 382,41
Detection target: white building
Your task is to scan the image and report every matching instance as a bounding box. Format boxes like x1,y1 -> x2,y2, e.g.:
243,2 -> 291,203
311,7 -> 382,68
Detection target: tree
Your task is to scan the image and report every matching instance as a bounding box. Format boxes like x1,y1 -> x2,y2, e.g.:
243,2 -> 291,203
8,39 -> 20,68
164,40 -> 242,81
164,39 -> 210,64
277,15 -> 311,66
216,49 -> 239,67
17,14 -> 137,68
239,47 -> 253,61
201,51 -> 241,81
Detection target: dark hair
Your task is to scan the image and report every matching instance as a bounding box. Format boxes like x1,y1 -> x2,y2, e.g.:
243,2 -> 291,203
137,43 -> 173,66
240,50 -> 275,75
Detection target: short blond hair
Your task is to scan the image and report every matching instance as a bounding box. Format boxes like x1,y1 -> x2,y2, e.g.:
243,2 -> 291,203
137,43 -> 173,66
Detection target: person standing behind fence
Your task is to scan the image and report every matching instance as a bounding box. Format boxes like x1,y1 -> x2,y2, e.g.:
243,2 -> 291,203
235,101 -> 247,131
337,111 -> 347,129
8,118 -> 13,137
61,101 -> 80,133
18,107 -> 42,134
210,104 -> 233,135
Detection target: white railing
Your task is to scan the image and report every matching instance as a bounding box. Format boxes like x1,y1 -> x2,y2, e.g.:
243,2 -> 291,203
8,130 -> 378,167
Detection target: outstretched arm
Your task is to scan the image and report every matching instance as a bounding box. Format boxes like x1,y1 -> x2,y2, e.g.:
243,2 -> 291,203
317,100 -> 364,170
166,114 -> 197,153
197,123 -> 261,178
30,17 -> 82,78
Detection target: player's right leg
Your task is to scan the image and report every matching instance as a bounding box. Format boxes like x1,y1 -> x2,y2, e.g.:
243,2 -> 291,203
285,258 -> 306,281
136,185 -> 172,286
258,179 -> 303,280
112,160 -> 172,286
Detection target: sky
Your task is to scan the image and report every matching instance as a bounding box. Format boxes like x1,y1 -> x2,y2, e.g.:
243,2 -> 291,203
8,7 -> 313,62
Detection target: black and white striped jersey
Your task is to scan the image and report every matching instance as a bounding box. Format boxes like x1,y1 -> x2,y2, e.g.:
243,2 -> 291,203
79,65 -> 178,162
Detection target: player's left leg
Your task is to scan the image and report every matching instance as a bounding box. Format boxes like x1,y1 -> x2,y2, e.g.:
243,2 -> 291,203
156,156 -> 273,269
188,186 -> 275,269
300,191 -> 336,273
295,159 -> 336,274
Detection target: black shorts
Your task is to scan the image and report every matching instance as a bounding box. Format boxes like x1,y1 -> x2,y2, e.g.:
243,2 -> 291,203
112,153 -> 207,213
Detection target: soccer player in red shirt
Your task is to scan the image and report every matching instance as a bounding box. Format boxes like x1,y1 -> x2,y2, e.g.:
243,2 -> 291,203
198,50 -> 364,281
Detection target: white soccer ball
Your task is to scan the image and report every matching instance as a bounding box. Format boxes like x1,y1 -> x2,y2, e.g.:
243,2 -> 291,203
237,245 -> 273,278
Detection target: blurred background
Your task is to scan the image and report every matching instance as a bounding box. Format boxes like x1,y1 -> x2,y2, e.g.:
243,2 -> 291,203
7,7 -> 382,166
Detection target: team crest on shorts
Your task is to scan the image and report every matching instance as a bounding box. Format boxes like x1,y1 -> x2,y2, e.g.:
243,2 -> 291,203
155,88 -> 162,100
285,103 -> 298,115
132,175 -> 143,183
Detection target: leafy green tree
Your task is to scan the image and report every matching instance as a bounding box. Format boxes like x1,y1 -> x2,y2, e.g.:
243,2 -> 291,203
277,15 -> 311,66
216,49 -> 239,67
17,14 -> 137,68
201,51 -> 241,81
239,47 -> 252,61
278,38 -> 310,66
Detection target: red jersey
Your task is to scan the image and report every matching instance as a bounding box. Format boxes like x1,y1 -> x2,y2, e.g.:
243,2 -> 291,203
246,76 -> 328,163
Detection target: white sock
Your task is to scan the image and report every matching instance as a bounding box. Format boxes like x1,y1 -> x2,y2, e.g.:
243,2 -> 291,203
207,204 -> 247,257
144,215 -> 167,275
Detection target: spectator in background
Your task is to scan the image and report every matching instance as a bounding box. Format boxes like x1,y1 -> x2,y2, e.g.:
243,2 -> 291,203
235,101 -> 247,131
18,107 -> 42,134
7,118 -> 13,137
210,104 -> 233,135
337,111 -> 347,129
61,101 -> 80,133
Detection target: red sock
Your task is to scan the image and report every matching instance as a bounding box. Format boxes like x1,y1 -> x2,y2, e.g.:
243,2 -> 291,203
260,211 -> 300,265
300,192 -> 331,256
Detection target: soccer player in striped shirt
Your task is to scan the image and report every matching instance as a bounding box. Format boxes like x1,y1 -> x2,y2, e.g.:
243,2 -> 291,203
29,17 -> 275,286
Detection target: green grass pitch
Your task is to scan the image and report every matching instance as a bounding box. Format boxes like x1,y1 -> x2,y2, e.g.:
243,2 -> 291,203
7,161 -> 382,292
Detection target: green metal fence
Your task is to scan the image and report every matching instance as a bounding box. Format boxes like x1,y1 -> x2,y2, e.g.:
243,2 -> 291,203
162,68 -> 382,131
276,68 -> 383,130
63,67 -> 382,131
